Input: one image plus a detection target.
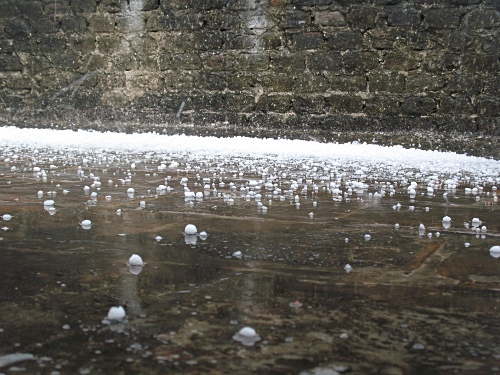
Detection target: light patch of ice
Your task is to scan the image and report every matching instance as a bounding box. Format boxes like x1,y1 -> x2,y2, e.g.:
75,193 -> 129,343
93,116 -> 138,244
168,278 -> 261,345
0,353 -> 35,368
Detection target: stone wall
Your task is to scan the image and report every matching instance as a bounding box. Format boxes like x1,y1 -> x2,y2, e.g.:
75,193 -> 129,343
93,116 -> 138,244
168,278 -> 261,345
0,0 -> 498,137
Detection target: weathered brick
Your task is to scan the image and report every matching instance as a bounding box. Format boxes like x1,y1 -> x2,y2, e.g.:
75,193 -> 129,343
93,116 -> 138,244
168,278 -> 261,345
0,40 -> 14,54
89,16 -> 115,33
343,51 -> 379,73
446,75 -> 482,95
0,55 -> 23,71
314,11 -> 346,26
99,0 -> 121,13
278,10 -> 311,29
347,7 -> 378,29
292,96 -> 326,114
308,52 -> 343,72
438,96 -> 475,115
483,76 -> 500,96
424,9 -> 461,29
364,95 -> 401,115
465,9 -> 499,31
401,96 -> 436,116
477,98 -> 499,117
170,54 -> 202,70
141,0 -> 160,11
3,19 -> 31,39
369,70 -> 405,92
146,13 -> 174,31
271,53 -> 306,72
237,53 -> 269,70
326,94 -> 364,113
291,32 -> 324,50
462,54 -> 499,74
61,16 -> 88,33
226,93 -> 255,112
255,94 -> 292,112
406,72 -> 445,92
327,75 -> 367,92
383,50 -> 420,70
71,0 -> 97,13
387,7 -> 421,26
260,32 -> 284,50
196,72 -> 228,91
326,31 -> 363,51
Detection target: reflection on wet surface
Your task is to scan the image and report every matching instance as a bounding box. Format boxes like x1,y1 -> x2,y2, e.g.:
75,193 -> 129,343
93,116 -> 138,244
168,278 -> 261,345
0,147 -> 499,374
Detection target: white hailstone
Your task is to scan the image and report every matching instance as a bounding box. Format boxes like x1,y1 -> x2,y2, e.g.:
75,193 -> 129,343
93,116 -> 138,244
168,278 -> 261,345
480,226 -> 487,232
233,327 -> 261,346
435,232 -> 440,237
63,189 -> 69,195
90,192 -> 98,198
344,238 -> 349,243
308,212 -> 314,219
464,242 -> 471,248
128,254 -> 144,266
419,223 -> 426,231
489,246 -> 500,258
364,234 -> 371,241
295,202 -> 300,209
106,306 -> 126,321
471,218 -> 481,225
2,214 -> 12,221
442,216 -> 452,223
394,223 -> 400,229
105,195 -> 112,201
344,264 -> 353,273
425,207 -> 430,212
427,232 -> 433,238
139,201 -> 146,208
155,236 -> 162,242
83,186 -> 90,192
312,201 -> 317,207
195,192 -> 203,199
44,199 -> 55,206
232,251 -> 242,259
81,219 -> 92,226
408,206 -> 415,211
184,224 -> 197,235
261,205 -> 267,212
116,209 -> 122,215
47,207 -> 56,216
199,231 -> 208,240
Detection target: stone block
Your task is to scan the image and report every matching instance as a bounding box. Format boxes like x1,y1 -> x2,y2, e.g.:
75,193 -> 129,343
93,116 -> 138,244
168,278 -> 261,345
0,39 -> 14,54
96,35 -> 125,55
146,13 -> 174,31
291,0 -> 331,5
406,72 -> 445,92
0,55 -> 23,71
99,0 -> 121,13
255,94 -> 292,112
424,9 -> 461,29
141,0 -> 160,11
170,53 -> 202,70
270,53 -> 306,72
226,34 -> 260,50
292,95 -> 326,114
192,32 -> 224,51
71,0 -> 97,13
326,31 -> 364,51
383,50 -> 419,70
176,13 -> 205,30
163,71 -> 195,91
387,7 -> 421,26
30,18 -> 59,35
343,51 -> 379,73
62,16 -> 88,33
327,75 -> 367,92
369,70 -> 405,92
202,53 -> 237,71
278,10 -> 311,29
291,32 -> 324,50
4,19 -> 31,39
308,52 -> 343,72
401,96 -> 436,116
477,98 -> 499,117
347,7 -> 378,29
462,54 -> 499,74
364,95 -> 401,115
114,53 -> 138,70
483,76 -> 500,96
326,94 -> 364,113
465,9 -> 499,31
225,93 -> 255,112
446,75 -> 482,95
237,53 -> 269,70
195,72 -> 228,91
89,16 -> 115,33
314,11 -> 346,27
1,73 -> 32,90
367,28 -> 402,50
37,34 -> 69,51
438,96 -> 474,115
260,32 -> 284,50
227,72 -> 259,91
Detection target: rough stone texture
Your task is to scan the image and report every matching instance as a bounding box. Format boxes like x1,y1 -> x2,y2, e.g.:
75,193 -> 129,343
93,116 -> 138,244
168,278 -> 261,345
0,0 -> 498,138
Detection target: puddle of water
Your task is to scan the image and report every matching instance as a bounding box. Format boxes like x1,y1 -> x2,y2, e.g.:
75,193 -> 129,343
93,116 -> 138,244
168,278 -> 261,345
0,146 -> 499,374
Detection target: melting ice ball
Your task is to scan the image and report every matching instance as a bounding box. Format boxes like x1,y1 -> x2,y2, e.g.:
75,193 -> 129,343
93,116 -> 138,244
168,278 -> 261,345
364,234 -> 371,241
233,327 -> 261,346
489,246 -> 500,259
105,306 -> 126,322
199,231 -> 208,240
44,199 -> 55,206
128,254 -> 144,266
2,214 -> 12,221
81,220 -> 92,230
184,224 -> 197,235
344,264 -> 353,273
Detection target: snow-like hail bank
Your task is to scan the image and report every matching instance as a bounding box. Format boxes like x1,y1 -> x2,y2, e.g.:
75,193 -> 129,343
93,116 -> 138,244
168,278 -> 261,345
0,126 -> 499,180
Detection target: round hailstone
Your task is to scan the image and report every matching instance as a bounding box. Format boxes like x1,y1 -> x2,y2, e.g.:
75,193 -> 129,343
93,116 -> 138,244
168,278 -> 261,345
2,214 -> 12,221
127,188 -> 135,194
344,264 -> 353,273
106,306 -> 126,321
394,223 -> 400,229
184,224 -> 197,235
489,246 -> 500,259
442,216 -> 452,223
81,220 -> 92,226
128,254 -> 144,266
232,251 -> 242,259
43,199 -> 55,206
289,300 -> 303,308
364,234 -> 371,241
233,327 -> 261,346
155,236 -> 162,242
199,231 -> 208,240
